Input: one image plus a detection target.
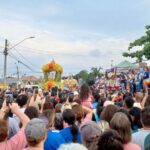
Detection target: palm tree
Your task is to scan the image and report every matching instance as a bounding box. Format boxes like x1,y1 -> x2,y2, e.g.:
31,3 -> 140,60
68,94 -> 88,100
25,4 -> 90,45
90,67 -> 103,80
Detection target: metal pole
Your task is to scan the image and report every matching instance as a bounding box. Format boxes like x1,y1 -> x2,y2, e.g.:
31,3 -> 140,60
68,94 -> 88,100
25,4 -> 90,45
3,37 -> 34,88
3,39 -> 8,88
15,62 -> 20,88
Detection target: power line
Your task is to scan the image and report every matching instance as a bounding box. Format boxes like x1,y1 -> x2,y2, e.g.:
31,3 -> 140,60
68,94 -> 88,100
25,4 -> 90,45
8,42 -> 40,69
8,53 -> 42,74
8,51 -> 37,72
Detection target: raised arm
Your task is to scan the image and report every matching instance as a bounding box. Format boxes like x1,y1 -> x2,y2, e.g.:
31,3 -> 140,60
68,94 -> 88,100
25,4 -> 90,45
9,103 -> 30,127
82,105 -> 93,121
141,92 -> 148,109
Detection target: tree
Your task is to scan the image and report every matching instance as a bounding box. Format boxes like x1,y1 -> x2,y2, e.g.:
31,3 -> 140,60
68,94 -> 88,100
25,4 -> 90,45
77,70 -> 89,82
90,67 -> 103,80
123,25 -> 150,62
123,51 -> 143,63
76,67 -> 103,85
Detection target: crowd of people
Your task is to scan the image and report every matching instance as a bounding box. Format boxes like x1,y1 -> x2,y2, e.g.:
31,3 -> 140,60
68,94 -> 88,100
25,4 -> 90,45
0,66 -> 150,150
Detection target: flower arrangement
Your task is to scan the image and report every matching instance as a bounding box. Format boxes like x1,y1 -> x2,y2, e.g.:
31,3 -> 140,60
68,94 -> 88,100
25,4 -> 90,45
42,60 -> 63,90
45,80 -> 55,91
42,60 -> 63,73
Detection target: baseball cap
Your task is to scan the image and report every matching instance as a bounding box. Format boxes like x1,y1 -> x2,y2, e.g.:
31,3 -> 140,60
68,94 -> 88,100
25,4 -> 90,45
80,121 -> 102,142
25,118 -> 46,141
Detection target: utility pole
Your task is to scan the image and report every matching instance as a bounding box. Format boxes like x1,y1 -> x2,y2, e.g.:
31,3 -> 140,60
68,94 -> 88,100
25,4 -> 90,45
15,63 -> 20,89
3,36 -> 34,88
17,64 -> 19,81
3,39 -> 8,87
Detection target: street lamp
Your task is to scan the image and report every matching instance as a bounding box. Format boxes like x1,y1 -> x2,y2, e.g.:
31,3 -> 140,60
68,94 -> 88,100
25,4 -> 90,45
9,36 -> 35,50
3,36 -> 35,88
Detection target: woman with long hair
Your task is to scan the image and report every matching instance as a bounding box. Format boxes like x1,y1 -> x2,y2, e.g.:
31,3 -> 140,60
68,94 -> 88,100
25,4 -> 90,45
79,84 -> 93,109
110,112 -> 141,150
60,109 -> 81,143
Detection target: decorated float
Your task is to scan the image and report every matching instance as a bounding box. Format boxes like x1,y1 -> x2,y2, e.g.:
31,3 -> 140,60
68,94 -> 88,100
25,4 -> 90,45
105,67 -> 120,91
63,76 -> 78,91
42,60 -> 63,91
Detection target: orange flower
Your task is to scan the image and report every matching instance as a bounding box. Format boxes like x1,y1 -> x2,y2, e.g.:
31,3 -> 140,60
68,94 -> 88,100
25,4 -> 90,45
45,80 -> 55,90
49,63 -> 53,69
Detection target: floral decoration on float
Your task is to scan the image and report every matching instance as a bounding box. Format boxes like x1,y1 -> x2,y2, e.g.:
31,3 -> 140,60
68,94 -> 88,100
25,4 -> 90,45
42,59 -> 63,91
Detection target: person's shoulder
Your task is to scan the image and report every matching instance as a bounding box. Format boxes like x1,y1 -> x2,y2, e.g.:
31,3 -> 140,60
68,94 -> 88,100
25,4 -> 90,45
124,142 -> 141,150
60,127 -> 70,132
47,130 -> 64,139
133,129 -> 150,136
132,129 -> 144,136
60,127 -> 72,141
60,127 -> 71,136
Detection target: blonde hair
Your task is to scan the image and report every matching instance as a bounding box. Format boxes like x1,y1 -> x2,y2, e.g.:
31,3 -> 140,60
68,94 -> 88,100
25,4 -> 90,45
110,112 -> 131,144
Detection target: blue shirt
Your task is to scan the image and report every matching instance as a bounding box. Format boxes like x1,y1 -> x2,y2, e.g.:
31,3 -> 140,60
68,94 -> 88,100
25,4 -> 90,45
60,127 -> 81,143
44,130 -> 66,150
92,102 -> 98,109
144,71 -> 149,79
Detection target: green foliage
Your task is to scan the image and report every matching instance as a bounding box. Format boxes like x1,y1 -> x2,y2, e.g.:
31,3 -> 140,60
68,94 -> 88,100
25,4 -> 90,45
123,51 -> 143,62
77,67 -> 103,84
78,70 -> 89,82
90,67 -> 103,79
123,25 -> 150,62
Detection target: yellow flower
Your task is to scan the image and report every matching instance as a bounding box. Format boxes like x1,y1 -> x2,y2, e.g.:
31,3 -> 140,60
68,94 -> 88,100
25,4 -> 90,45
53,63 -> 59,72
58,65 -> 63,73
42,64 -> 50,72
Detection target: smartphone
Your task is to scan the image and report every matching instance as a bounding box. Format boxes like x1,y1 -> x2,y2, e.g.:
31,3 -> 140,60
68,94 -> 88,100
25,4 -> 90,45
5,92 -> 13,106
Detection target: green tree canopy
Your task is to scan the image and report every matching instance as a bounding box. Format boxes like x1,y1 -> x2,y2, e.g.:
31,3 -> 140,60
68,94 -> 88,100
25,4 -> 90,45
90,67 -> 103,79
76,67 -> 103,84
78,70 -> 89,82
123,25 -> 150,62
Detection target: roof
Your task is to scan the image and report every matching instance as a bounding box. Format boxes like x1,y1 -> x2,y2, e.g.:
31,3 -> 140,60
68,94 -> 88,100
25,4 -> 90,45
116,60 -> 135,68
0,77 -> 18,84
21,76 -> 40,82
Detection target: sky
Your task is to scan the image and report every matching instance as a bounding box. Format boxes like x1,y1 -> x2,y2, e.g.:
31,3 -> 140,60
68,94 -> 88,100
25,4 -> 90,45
0,0 -> 150,77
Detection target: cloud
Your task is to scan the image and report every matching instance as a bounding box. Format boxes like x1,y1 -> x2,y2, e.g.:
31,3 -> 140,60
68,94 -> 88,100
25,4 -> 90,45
0,19 -> 134,76
89,49 -> 102,58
